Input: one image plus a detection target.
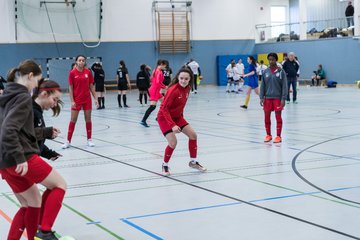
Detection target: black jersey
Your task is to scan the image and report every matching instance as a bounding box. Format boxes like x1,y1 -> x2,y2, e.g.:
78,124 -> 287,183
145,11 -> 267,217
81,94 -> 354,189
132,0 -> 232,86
117,67 -> 128,84
136,70 -> 150,90
32,100 -> 60,160
162,68 -> 172,86
91,64 -> 105,84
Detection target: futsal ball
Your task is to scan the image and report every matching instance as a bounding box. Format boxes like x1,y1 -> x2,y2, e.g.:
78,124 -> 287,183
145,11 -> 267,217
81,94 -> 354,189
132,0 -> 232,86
59,236 -> 76,240
357,80 -> 360,88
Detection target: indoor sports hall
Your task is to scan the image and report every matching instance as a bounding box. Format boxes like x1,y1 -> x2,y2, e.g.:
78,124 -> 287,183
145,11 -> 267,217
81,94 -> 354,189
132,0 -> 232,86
0,1 -> 360,240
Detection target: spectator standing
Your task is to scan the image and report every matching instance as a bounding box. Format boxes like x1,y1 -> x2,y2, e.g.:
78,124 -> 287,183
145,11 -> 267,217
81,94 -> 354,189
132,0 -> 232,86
345,1 -> 354,27
282,52 -> 300,104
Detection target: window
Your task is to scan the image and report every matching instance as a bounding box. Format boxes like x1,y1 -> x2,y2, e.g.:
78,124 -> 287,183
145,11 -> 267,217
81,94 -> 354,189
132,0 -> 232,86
271,6 -> 287,38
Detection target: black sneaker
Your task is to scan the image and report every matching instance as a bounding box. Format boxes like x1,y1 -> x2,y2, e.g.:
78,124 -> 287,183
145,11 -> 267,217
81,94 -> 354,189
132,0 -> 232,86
162,164 -> 170,176
34,230 -> 58,240
140,121 -> 150,127
124,105 -> 130,108
240,105 -> 248,109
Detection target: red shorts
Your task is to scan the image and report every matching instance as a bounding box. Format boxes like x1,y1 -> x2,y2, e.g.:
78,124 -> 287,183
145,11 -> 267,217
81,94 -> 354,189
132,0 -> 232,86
71,100 -> 92,111
0,155 -> 52,193
158,116 -> 189,136
263,98 -> 284,112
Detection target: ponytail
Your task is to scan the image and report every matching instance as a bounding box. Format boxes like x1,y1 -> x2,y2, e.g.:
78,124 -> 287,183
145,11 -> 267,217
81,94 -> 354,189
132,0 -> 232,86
7,60 -> 41,83
7,68 -> 19,83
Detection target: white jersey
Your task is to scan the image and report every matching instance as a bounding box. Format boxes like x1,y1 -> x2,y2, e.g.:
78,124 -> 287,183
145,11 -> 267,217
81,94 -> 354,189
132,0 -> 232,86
236,63 -> 244,75
187,61 -> 199,75
232,67 -> 241,81
226,64 -> 233,77
257,64 -> 268,76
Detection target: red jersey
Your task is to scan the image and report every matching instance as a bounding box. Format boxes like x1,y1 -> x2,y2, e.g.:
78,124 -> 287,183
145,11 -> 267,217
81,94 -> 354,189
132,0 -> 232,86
69,67 -> 94,104
158,83 -> 191,128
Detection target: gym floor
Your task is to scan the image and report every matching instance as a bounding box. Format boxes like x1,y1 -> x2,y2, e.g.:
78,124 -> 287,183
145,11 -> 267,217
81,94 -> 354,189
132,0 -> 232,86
1,85 -> 360,240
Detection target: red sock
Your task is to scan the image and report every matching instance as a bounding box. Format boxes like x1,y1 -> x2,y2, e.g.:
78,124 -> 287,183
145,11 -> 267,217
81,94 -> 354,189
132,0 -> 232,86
164,145 -> 174,163
40,188 -> 65,231
24,207 -> 40,240
264,111 -> 271,136
189,139 -> 197,158
86,121 -> 92,140
40,189 -> 51,223
275,111 -> 283,137
7,207 -> 27,240
67,121 -> 76,142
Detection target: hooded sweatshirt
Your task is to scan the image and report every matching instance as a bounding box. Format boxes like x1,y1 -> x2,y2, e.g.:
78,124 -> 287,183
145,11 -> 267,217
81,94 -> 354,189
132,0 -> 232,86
0,82 -> 39,169
33,100 -> 60,160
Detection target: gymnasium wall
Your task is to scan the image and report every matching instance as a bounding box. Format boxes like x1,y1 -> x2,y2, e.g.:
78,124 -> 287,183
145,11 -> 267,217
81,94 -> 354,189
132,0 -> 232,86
0,40 -> 255,87
0,0 -> 262,85
255,37 -> 360,84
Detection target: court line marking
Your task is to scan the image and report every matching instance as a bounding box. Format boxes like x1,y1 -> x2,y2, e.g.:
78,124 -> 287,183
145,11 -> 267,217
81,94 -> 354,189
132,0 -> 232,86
56,141 -> 360,240
292,133 -> 360,206
0,192 -> 125,240
120,185 -> 360,240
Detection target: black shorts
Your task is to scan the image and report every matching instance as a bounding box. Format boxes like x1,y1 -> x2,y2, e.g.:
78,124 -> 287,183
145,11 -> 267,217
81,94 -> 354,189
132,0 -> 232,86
118,82 -> 128,91
163,78 -> 171,86
138,87 -> 148,91
95,83 -> 105,92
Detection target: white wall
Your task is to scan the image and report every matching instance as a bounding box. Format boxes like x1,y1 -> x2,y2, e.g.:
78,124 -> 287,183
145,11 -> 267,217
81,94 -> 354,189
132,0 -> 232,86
254,0 -> 290,42
0,1 -> 15,43
0,0 -> 272,43
190,0 -> 257,40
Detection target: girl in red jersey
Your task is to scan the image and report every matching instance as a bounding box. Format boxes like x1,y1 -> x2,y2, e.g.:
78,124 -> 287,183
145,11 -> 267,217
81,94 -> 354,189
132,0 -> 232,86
157,67 -> 207,175
140,59 -> 167,127
0,60 -> 67,240
62,55 -> 98,149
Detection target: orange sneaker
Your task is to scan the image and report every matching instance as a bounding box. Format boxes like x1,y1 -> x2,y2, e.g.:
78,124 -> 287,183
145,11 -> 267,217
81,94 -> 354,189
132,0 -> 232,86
273,136 -> 282,143
264,135 -> 272,142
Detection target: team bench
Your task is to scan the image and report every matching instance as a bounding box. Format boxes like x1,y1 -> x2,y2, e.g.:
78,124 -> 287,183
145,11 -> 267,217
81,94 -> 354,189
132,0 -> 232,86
297,78 -> 327,86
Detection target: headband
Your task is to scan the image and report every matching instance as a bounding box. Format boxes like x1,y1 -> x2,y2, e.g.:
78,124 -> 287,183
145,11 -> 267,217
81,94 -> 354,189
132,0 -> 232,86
39,87 -> 61,91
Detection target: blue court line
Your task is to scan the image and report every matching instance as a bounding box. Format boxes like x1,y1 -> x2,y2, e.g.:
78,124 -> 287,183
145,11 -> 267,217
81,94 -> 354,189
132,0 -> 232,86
124,185 -> 360,221
121,218 -> 164,240
120,185 -> 360,240
87,221 -> 102,225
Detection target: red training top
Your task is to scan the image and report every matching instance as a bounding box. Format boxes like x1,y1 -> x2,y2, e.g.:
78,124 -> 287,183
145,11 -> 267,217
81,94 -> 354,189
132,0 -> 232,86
157,83 -> 191,128
68,67 -> 94,104
148,67 -> 165,101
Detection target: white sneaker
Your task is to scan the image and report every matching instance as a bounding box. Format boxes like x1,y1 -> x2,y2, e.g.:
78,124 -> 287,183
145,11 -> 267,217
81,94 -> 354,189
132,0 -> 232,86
87,139 -> 95,147
189,161 -> 207,172
62,141 -> 70,149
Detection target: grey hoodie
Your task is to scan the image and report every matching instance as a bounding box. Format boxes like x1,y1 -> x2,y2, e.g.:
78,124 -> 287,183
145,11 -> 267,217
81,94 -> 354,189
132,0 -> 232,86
0,82 -> 39,169
260,67 -> 288,100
